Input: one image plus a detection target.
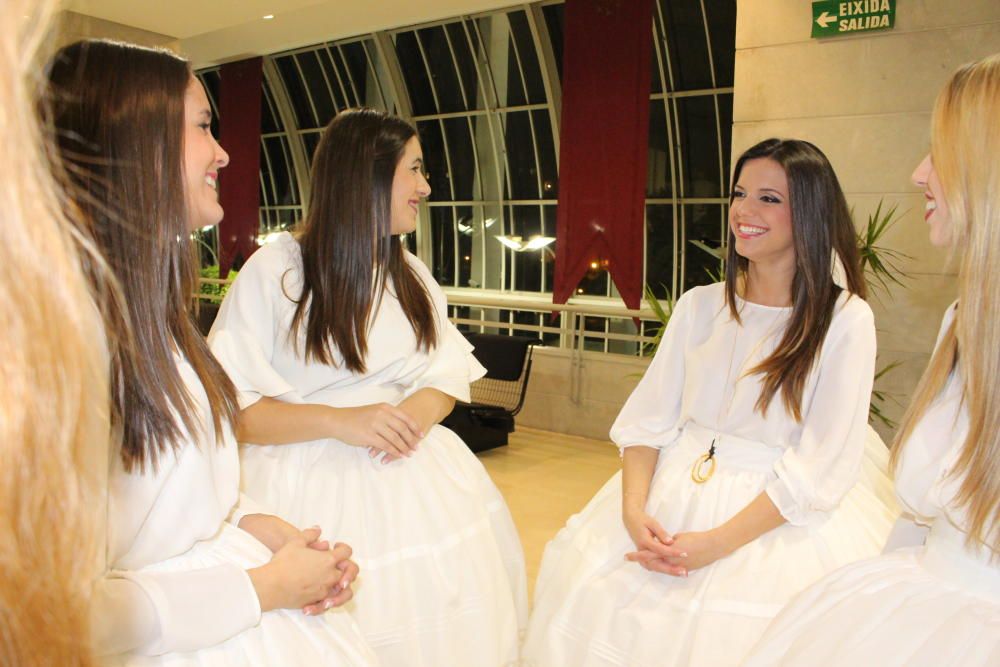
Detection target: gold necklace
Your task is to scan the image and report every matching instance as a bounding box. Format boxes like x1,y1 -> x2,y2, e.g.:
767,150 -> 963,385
691,301 -> 785,484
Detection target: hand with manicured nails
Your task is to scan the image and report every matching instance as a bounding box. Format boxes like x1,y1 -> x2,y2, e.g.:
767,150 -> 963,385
248,528 -> 359,613
332,402 -> 423,463
302,543 -> 359,615
625,529 -> 728,576
622,497 -> 688,577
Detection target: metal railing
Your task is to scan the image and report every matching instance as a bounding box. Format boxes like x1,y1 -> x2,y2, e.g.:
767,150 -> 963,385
195,278 -> 659,405
196,278 -> 662,354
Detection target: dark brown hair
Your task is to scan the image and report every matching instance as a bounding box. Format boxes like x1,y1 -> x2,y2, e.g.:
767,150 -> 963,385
725,138 -> 866,421
291,108 -> 437,372
45,39 -> 238,472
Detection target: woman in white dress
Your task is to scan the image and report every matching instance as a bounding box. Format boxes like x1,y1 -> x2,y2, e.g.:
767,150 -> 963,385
522,139 -> 897,667
47,40 -> 378,666
208,108 -> 527,667
741,54 -> 1000,667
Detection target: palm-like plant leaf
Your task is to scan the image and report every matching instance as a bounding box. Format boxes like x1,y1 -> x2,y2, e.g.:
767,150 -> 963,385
641,283 -> 675,356
857,201 -> 911,296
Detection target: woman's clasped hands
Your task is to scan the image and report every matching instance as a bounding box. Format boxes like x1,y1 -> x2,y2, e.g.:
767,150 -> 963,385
622,499 -> 729,577
245,517 -> 359,616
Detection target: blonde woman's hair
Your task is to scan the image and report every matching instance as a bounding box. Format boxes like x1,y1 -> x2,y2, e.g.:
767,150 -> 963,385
891,53 -> 1000,554
0,2 -> 111,663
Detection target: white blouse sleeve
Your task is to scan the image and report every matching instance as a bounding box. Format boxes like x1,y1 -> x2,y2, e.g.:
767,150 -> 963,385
228,491 -> 271,528
209,249 -> 297,410
92,565 -> 261,656
610,289 -> 695,454
404,253 -> 487,402
96,447 -> 264,655
765,297 -> 877,526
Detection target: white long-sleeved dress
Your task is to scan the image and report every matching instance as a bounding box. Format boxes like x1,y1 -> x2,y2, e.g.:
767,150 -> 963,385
208,232 -> 527,667
93,351 -> 378,666
741,304 -> 999,666
522,282 -> 898,667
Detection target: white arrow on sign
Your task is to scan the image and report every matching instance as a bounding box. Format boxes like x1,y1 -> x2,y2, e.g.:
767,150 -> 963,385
815,11 -> 837,28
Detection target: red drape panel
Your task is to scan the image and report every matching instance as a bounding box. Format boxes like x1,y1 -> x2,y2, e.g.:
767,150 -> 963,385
217,57 -> 263,277
553,0 -> 654,310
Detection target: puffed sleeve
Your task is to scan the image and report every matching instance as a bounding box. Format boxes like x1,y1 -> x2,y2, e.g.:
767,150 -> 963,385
403,252 -> 487,401
610,289 -> 695,454
91,565 -> 261,656
765,296 -> 877,526
208,243 -> 298,410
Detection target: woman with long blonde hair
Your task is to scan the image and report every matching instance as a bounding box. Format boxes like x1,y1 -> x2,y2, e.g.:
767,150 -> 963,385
0,2 -> 110,665
742,53 -> 1000,667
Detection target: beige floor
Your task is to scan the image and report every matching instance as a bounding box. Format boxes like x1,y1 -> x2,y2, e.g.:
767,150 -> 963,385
477,426 -> 621,600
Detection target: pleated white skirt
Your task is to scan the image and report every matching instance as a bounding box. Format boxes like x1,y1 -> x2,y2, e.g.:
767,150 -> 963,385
741,520 -> 1000,666
240,423 -> 528,667
522,425 -> 897,667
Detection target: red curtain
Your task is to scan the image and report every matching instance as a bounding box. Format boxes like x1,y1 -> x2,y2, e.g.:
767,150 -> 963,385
553,0 -> 654,310
218,57 -> 263,277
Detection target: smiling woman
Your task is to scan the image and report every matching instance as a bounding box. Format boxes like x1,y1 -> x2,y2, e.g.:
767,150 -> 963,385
389,136 -> 431,235
183,77 -> 229,231
522,138 -> 897,667
208,108 -> 528,667
729,158 -> 794,272
742,53 -> 1000,667
45,38 -> 377,666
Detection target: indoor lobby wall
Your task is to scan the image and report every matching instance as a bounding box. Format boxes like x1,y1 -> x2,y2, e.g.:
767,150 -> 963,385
56,11 -> 178,51
517,347 -> 648,442
733,0 -> 1000,440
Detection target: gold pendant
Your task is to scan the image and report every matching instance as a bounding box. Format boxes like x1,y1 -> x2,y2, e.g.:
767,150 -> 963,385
691,453 -> 717,484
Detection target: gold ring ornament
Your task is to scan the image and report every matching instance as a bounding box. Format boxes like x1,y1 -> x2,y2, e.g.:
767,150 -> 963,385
690,439 -> 717,484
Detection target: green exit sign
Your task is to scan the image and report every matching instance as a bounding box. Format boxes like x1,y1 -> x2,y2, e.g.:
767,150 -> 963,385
812,0 -> 896,38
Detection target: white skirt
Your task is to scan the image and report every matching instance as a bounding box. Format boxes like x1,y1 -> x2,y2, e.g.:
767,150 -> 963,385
112,522 -> 378,667
240,423 -> 528,667
522,425 -> 897,667
741,520 -> 1000,666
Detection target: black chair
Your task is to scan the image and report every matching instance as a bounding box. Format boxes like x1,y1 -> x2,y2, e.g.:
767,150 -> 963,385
442,332 -> 542,453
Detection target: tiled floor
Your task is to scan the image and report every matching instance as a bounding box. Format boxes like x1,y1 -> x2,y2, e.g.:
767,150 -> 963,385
477,426 -> 621,600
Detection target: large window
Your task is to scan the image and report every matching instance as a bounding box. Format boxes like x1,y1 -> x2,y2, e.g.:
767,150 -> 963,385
391,11 -> 560,296
647,0 -> 736,300
272,38 -> 400,156
195,1 -> 737,354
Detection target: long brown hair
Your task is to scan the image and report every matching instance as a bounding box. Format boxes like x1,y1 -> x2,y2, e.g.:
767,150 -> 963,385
725,138 -> 866,421
291,108 -> 437,372
45,39 -> 238,472
2,3 -> 110,664
891,55 -> 1000,553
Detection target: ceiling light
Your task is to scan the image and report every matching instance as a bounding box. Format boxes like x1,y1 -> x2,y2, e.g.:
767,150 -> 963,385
262,14 -> 274,20
524,236 -> 556,250
494,235 -> 556,252
495,235 -> 523,251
